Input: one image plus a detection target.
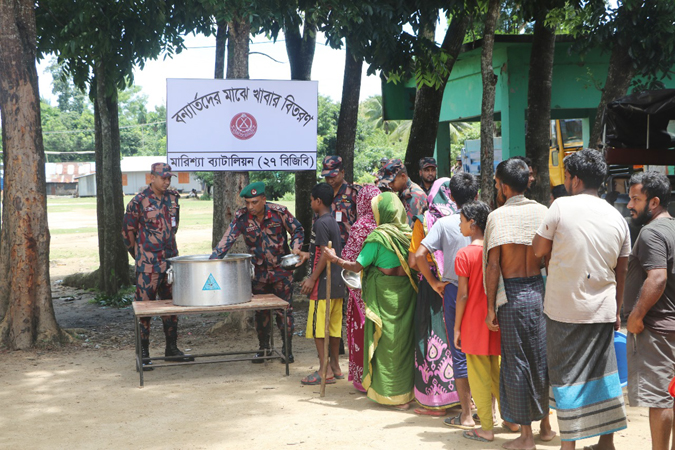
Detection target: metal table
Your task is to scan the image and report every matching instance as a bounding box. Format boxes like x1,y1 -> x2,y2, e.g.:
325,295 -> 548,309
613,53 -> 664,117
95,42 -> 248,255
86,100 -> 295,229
132,294 -> 289,387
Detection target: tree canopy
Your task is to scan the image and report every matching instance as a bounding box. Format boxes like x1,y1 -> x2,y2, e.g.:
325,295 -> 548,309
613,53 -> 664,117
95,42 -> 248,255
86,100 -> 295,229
566,0 -> 675,91
36,0 -> 208,95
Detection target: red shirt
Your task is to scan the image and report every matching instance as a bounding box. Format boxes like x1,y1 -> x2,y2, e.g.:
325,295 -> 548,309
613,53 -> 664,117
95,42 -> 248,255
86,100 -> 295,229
454,244 -> 501,356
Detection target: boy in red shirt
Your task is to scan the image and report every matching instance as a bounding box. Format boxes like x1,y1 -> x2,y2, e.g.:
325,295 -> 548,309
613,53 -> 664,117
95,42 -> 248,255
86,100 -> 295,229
453,201 -> 503,443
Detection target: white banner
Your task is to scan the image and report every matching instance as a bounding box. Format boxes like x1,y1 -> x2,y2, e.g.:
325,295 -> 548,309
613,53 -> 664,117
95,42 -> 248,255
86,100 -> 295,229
166,78 -> 318,172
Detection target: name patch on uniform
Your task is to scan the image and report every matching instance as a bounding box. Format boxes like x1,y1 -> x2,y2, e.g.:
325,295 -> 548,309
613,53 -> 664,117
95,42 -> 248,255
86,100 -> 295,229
202,274 -> 221,291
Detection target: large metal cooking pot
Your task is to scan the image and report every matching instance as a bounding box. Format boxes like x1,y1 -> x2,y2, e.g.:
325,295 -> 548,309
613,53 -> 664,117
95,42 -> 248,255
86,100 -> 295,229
166,254 -> 253,306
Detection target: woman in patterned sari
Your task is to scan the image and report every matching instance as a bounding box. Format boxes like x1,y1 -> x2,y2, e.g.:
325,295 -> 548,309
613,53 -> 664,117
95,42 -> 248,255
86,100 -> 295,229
341,184 -> 381,392
408,177 -> 460,415
326,192 -> 418,407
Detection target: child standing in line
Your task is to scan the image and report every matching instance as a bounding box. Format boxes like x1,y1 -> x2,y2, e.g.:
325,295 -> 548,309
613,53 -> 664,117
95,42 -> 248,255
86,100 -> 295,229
300,183 -> 346,386
453,201 -> 502,443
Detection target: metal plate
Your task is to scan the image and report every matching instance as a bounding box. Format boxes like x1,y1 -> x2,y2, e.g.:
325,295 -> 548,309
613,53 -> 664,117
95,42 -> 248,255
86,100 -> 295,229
342,269 -> 361,290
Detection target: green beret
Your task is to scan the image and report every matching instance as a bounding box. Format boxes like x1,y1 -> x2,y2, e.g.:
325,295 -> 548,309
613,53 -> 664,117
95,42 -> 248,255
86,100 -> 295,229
240,181 -> 266,198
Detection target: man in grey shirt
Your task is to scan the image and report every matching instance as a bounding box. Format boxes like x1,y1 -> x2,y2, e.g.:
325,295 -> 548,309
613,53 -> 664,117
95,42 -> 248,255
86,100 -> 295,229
625,171 -> 675,450
415,172 -> 477,429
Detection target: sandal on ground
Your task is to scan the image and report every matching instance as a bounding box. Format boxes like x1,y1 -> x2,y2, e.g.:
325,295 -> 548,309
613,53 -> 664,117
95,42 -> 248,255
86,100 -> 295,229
333,372 -> 345,380
463,430 -> 492,443
390,401 -> 414,411
414,408 -> 447,416
300,371 -> 336,386
443,414 -> 475,430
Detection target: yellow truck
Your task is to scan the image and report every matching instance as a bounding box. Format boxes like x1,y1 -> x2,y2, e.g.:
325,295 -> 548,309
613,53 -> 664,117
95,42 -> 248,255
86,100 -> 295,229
548,119 -> 584,187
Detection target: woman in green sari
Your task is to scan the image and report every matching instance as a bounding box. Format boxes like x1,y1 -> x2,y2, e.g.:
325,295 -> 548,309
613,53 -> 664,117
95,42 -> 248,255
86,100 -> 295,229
326,192 -> 418,407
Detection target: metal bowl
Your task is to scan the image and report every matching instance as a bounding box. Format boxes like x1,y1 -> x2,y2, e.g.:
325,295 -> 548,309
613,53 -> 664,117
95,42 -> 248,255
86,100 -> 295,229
342,269 -> 361,290
280,254 -> 301,269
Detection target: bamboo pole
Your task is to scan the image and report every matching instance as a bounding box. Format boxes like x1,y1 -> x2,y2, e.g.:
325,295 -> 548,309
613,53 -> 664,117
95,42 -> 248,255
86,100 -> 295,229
320,241 -> 332,397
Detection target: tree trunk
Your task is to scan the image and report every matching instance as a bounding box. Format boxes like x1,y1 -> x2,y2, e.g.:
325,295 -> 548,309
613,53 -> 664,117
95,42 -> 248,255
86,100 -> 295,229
589,41 -> 636,149
404,14 -> 470,179
285,15 -> 317,279
212,18 -> 250,250
214,20 -> 226,79
0,0 -> 64,348
479,0 -> 500,206
525,7 -> 556,204
286,17 -> 315,81
335,39 -> 362,184
93,64 -> 131,294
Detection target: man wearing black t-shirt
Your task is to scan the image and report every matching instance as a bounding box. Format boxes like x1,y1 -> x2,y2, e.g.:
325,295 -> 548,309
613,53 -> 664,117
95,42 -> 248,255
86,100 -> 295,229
625,171 -> 675,450
300,183 -> 346,385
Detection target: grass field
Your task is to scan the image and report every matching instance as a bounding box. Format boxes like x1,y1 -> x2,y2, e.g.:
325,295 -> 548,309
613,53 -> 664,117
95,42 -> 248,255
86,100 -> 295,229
47,195 -> 295,277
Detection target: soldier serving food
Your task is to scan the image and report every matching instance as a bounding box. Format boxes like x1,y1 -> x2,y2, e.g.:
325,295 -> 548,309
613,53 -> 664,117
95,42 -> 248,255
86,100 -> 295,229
210,181 -> 307,363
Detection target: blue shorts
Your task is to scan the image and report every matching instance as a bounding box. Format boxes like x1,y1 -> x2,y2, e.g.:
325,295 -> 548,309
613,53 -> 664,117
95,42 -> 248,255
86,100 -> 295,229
443,283 -> 467,379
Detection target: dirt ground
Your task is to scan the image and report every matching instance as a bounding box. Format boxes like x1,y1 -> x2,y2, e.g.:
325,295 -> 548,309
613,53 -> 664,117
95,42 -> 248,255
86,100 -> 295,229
0,201 -> 654,449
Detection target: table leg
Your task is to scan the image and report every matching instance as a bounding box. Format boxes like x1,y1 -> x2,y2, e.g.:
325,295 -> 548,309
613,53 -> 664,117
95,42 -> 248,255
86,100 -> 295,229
269,310 -> 274,362
283,308 -> 289,376
135,315 -> 144,388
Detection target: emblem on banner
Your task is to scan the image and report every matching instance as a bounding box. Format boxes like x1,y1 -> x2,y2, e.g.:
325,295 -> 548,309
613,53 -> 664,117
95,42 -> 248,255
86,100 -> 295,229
230,112 -> 257,140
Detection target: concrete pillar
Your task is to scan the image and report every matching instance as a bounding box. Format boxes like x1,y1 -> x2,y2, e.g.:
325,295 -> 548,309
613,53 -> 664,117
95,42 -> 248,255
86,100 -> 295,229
435,122 -> 451,177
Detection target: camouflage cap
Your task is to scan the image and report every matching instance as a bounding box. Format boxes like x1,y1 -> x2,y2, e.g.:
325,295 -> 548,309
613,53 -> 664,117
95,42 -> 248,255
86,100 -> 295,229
419,157 -> 437,169
240,181 -> 266,198
379,158 -> 405,184
151,162 -> 176,177
374,166 -> 392,191
321,155 -> 343,177
376,180 -> 393,192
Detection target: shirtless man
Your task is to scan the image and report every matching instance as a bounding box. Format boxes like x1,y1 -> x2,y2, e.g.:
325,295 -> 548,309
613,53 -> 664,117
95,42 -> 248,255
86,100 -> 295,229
512,155 -> 535,198
484,158 -> 555,449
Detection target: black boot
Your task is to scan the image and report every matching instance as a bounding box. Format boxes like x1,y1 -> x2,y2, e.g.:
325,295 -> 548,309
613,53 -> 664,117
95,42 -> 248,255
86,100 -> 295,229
140,338 -> 153,371
280,335 -> 294,364
165,340 -> 194,362
253,323 -> 271,364
164,324 -> 194,362
252,348 -> 271,364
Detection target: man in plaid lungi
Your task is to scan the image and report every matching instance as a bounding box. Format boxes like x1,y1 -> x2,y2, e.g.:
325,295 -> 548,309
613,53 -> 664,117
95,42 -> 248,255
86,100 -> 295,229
484,158 -> 554,449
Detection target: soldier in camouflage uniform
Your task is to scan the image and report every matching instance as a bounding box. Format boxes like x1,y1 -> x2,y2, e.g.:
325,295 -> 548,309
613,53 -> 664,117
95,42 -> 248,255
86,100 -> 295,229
377,158 -> 428,227
321,155 -> 359,249
418,157 -> 438,196
122,162 -> 192,371
321,156 -> 360,355
210,181 -> 306,363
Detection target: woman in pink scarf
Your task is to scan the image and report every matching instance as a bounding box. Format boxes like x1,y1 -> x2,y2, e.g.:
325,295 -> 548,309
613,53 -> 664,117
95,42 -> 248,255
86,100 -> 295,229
409,177 -> 460,415
342,184 -> 381,391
